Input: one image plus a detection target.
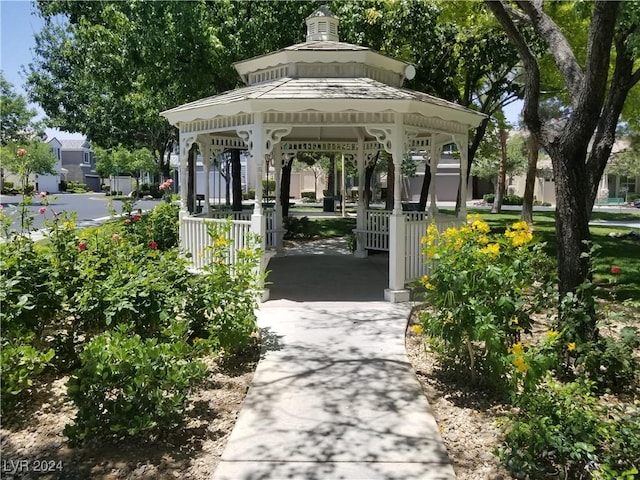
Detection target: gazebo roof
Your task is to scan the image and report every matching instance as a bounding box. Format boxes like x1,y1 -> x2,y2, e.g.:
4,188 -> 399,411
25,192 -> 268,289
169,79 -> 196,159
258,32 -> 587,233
162,77 -> 482,127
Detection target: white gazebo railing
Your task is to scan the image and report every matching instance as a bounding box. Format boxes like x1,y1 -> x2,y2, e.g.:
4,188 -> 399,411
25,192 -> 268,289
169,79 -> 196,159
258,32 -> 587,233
354,209 -> 463,283
180,209 -> 277,271
404,212 -> 463,282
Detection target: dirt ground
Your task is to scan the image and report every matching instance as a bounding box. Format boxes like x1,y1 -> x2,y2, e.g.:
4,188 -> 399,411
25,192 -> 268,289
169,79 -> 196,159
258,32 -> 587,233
0,348 -> 259,480
405,328 -> 513,480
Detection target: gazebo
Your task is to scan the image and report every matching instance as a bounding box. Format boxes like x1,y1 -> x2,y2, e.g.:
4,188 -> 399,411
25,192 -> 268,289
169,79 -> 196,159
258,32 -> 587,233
161,6 -> 485,302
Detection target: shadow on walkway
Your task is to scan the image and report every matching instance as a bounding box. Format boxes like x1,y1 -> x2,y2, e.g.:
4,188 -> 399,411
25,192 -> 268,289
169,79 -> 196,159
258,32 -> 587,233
266,252 -> 389,302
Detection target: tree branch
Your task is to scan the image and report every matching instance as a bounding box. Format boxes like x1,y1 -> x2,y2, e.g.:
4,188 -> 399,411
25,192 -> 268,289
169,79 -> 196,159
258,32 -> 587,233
515,0 -> 584,100
485,1 -> 542,138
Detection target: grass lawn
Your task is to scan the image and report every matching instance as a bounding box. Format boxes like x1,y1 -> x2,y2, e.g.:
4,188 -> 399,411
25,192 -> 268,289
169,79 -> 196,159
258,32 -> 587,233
467,208 -> 640,302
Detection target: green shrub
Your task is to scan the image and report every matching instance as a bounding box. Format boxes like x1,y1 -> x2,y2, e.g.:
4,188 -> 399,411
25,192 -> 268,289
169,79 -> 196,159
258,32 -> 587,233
242,189 -> 256,200
0,336 -> 54,412
64,323 -> 207,444
300,191 -> 316,201
284,216 -> 320,239
146,202 -> 179,249
186,220 -> 262,354
72,226 -> 191,338
499,377 -> 640,480
262,179 -> 276,193
418,215 -> 555,393
483,193 -> 524,205
66,181 -> 90,193
0,237 -> 60,334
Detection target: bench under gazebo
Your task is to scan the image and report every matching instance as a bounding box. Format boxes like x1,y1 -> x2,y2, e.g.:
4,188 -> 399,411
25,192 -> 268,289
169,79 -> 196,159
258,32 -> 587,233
161,6 -> 485,302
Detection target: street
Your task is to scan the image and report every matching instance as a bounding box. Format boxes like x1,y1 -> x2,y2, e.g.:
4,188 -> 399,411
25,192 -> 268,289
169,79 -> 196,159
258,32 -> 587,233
0,192 -> 161,233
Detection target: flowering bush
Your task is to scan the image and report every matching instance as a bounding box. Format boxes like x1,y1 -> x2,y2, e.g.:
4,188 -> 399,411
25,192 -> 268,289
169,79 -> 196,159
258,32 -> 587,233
186,219 -> 262,355
499,376 -> 640,479
418,215 -> 555,392
0,199 -> 263,431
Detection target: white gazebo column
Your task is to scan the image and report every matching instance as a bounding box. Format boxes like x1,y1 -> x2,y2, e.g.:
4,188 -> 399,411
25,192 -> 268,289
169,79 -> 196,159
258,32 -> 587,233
238,123 -> 266,251
354,135 -> 367,258
428,141 -> 442,220
454,133 -> 469,219
368,115 -> 410,303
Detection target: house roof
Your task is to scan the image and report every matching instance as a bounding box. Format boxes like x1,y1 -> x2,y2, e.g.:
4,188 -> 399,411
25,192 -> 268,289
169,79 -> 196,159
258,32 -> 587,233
60,139 -> 90,150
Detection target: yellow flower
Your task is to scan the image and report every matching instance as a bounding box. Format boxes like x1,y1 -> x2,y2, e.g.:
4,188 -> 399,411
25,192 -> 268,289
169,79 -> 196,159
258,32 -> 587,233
422,274 -> 435,290
481,243 -> 500,256
478,235 -> 490,245
421,236 -> 428,245
442,227 -> 459,241
567,342 -> 576,352
454,238 -> 464,250
545,330 -> 560,340
411,325 -> 424,335
511,317 -> 519,325
471,220 -> 491,233
509,342 -> 524,355
511,220 -> 530,231
513,356 -> 529,373
62,220 -> 76,229
214,236 -> 229,247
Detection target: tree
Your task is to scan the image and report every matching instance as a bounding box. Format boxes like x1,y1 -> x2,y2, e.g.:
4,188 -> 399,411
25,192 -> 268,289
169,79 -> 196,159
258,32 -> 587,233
1,140 -> 57,193
486,0 -> 640,341
0,73 -> 41,146
94,145 -> 157,196
27,1 -> 311,177
470,127 -> 528,208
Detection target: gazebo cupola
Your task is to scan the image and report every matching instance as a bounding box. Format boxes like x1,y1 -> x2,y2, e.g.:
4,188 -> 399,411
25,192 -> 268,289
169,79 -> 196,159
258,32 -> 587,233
305,4 -> 339,42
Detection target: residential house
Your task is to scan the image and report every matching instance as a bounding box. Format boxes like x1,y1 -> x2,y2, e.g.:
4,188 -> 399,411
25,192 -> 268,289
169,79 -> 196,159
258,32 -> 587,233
58,139 -> 101,191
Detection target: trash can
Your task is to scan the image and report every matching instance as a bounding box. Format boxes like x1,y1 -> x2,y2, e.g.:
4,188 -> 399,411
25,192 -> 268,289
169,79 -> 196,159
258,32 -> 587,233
323,197 -> 335,212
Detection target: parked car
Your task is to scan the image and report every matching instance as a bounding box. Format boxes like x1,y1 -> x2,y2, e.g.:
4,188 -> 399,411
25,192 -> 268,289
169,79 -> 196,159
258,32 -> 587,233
634,198 -> 640,208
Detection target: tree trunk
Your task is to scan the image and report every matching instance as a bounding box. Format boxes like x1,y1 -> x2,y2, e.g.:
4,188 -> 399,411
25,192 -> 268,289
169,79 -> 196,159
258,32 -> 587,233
231,149 -> 242,211
385,157 -> 394,210
491,127 -> 507,214
418,163 -> 431,211
521,133 -> 538,224
551,146 -> 597,342
364,151 -> 379,208
280,159 -> 293,217
327,155 -> 335,196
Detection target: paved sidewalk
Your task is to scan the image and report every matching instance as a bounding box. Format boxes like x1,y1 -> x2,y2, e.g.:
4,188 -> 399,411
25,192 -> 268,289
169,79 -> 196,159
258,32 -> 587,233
212,249 -> 455,480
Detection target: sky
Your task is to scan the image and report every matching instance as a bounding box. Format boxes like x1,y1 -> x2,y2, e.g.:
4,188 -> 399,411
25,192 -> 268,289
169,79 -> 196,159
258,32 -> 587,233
0,0 -> 85,140
1,0 -> 524,140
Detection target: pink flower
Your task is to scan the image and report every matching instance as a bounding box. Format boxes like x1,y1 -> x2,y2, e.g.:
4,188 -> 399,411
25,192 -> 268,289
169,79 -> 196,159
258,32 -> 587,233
167,178 -> 173,184
38,207 -> 47,214
132,213 -> 141,221
39,191 -> 47,198
148,239 -> 158,250
124,218 -> 132,224
111,233 -> 121,240
78,241 -> 87,251
16,148 -> 27,157
611,265 -> 621,274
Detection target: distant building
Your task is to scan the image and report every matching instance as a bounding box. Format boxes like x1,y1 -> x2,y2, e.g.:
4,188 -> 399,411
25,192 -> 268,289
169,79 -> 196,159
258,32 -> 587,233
57,139 -> 100,191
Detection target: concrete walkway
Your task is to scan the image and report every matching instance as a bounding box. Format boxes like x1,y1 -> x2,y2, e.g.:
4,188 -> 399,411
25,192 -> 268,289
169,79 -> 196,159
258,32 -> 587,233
212,244 -> 455,480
